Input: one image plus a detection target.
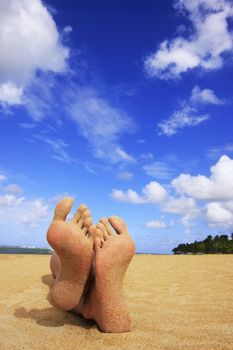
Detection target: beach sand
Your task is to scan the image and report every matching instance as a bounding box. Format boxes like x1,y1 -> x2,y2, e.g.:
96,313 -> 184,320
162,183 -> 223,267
0,254 -> 232,350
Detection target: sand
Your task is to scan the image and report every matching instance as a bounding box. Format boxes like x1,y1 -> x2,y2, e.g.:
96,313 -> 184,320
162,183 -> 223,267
0,254 -> 233,350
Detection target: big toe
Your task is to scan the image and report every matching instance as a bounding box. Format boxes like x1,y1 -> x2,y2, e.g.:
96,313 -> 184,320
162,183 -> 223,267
53,197 -> 74,221
108,216 -> 128,235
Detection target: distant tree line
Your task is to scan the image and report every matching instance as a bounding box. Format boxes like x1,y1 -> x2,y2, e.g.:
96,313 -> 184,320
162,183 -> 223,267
172,234 -> 233,254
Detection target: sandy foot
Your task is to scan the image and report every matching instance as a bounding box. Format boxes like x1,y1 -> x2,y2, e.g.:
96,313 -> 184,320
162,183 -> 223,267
47,197 -> 93,311
83,216 -> 135,333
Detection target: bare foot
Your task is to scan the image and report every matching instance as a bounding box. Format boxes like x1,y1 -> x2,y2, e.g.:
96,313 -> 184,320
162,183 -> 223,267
47,197 -> 94,311
71,224 -> 105,316
82,216 -> 135,333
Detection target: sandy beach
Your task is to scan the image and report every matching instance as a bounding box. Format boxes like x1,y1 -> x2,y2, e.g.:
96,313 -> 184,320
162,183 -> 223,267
0,254 -> 232,350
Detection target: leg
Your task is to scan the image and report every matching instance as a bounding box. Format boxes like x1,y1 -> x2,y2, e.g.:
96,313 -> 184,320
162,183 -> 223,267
47,197 -> 94,311
82,216 -> 135,333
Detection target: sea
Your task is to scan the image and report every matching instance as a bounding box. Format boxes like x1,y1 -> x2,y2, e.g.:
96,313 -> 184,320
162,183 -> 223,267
0,246 -> 52,254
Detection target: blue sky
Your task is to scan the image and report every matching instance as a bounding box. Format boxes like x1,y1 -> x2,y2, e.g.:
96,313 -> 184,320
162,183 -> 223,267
0,0 -> 233,253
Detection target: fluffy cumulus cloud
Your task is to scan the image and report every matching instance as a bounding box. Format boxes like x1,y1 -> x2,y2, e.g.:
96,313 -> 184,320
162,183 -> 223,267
172,155 -> 233,201
0,193 -> 50,227
163,196 -> 200,228
111,181 -> 168,204
158,86 -> 223,136
20,199 -> 50,227
145,0 -> 233,79
112,155 -> 233,230
145,219 -> 173,229
0,0 -> 69,105
67,87 -> 136,164
0,179 -> 54,233
204,201 -> 233,228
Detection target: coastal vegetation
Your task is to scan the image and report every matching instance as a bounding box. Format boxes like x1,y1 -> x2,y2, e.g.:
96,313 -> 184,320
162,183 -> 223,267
173,234 -> 233,254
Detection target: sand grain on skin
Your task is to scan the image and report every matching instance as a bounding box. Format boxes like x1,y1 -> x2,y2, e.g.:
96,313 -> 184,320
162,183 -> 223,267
0,254 -> 233,349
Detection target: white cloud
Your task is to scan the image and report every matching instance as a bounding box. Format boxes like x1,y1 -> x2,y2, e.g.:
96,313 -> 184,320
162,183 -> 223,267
190,86 -> 225,105
115,147 -> 136,164
0,82 -> 23,105
111,155 -> 233,231
36,135 -> 77,164
111,181 -> 168,204
111,189 -> 144,204
145,0 -> 233,79
143,161 -> 174,179
145,219 -> 173,229
158,104 -> 208,136
4,184 -> 23,194
140,152 -> 154,161
158,85 -> 223,136
163,195 -> 200,227
137,139 -> 146,144
116,172 -> 134,180
21,199 -> 50,227
162,196 -> 197,215
204,202 -> 233,228
172,155 -> 233,201
0,192 -> 51,228
207,143 -> 233,160
64,26 -> 73,34
0,175 -> 6,181
67,87 -> 135,164
0,0 -> 69,105
0,194 -> 25,207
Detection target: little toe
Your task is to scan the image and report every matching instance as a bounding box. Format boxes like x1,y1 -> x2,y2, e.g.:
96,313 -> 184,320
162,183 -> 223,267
71,204 -> 87,223
53,197 -> 74,221
108,216 -> 128,235
99,217 -> 113,236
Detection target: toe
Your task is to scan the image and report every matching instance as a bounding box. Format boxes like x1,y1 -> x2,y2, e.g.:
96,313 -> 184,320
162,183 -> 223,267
108,216 -> 128,235
89,225 -> 104,239
84,217 -> 93,228
97,223 -> 108,241
94,237 -> 102,252
96,228 -> 103,240
99,217 -> 113,236
82,227 -> 88,236
88,224 -> 97,238
77,217 -> 84,229
71,203 -> 87,223
53,197 -> 74,221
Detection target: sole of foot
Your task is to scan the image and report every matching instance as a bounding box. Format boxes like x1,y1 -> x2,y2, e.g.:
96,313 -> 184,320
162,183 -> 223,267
83,216 -> 135,333
47,197 -> 94,311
